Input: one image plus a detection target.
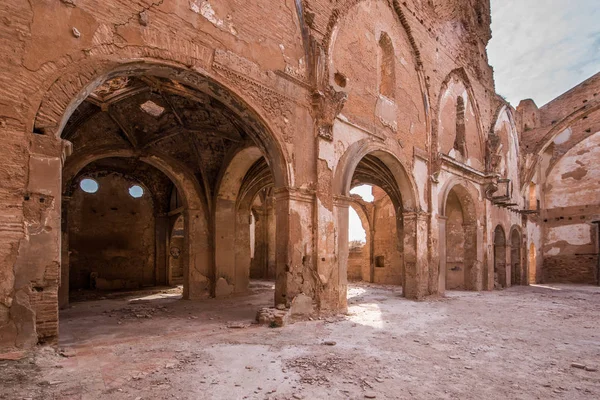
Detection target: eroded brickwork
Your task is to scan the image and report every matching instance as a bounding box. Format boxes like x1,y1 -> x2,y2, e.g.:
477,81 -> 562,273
0,0 -> 597,354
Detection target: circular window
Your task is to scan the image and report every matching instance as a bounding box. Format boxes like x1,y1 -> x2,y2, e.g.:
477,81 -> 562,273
80,178 -> 99,194
129,185 -> 144,198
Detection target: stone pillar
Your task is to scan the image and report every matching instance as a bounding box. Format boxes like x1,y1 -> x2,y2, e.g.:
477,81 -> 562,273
403,212 -> 429,299
332,196 -> 350,311
154,215 -> 169,286
273,188 -> 315,307
184,208 -> 212,300
505,243 -> 511,288
437,216 -> 447,295
464,223 -> 479,291
214,198 -> 236,295
233,208 -> 251,293
58,196 -> 71,309
266,200 -> 276,279
250,208 -> 266,279
477,222 -> 485,290
13,134 -> 70,344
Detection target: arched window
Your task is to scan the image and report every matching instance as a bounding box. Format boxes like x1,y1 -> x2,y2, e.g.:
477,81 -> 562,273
454,97 -> 467,156
378,33 -> 396,100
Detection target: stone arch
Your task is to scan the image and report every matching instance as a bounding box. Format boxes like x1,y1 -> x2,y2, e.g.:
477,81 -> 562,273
491,105 -> 521,197
334,140 -> 427,301
63,148 -> 205,210
60,148 -> 211,301
494,225 -> 507,288
523,102 -> 600,185
30,54 -> 296,306
334,140 -> 419,211
32,58 -> 291,189
509,225 -> 523,286
438,180 -> 480,292
214,145 -> 275,296
435,68 -> 486,169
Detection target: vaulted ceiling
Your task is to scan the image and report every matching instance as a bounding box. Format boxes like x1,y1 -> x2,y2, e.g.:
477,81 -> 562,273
63,76 -> 252,195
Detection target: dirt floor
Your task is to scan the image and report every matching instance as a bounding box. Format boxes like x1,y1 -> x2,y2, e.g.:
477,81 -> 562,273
1,281 -> 599,400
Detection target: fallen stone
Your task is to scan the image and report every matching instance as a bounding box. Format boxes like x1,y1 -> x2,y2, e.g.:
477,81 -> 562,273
290,294 -> 314,316
256,307 -> 289,327
59,349 -> 76,358
365,393 -> 377,399
322,341 -> 336,346
571,363 -> 586,369
585,366 -> 597,372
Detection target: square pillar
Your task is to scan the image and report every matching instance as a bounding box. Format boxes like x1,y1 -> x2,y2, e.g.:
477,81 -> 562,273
13,134 -> 70,344
184,208 -> 212,300
437,216 -> 447,295
154,215 -> 169,286
403,212 -> 429,299
273,188 -> 315,307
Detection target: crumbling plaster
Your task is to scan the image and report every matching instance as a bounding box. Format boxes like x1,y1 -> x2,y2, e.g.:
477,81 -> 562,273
2,0 -> 596,354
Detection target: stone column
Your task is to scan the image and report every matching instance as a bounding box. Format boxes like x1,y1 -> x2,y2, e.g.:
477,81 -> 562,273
13,134 -> 70,344
184,208 -> 212,300
464,223 -> 478,291
250,208 -> 268,279
273,188 -> 315,307
437,216 -> 448,295
266,200 -> 276,279
58,196 -> 71,309
233,208 -> 251,293
403,212 -> 429,299
332,195 -> 350,311
154,215 -> 169,286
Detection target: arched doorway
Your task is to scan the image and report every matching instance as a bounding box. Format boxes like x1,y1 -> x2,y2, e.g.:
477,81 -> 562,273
249,188 -> 276,281
494,226 -> 507,288
439,184 -> 478,292
347,185 -> 403,285
334,145 -> 424,305
48,63 -> 291,330
510,228 -> 522,285
215,148 -> 275,296
348,194 -> 371,283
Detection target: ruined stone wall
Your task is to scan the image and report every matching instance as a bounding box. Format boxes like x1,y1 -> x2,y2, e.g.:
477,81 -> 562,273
519,73 -> 600,286
0,0 -> 515,354
541,133 -> 600,284
372,191 -> 403,285
68,174 -> 156,291
347,246 -> 368,281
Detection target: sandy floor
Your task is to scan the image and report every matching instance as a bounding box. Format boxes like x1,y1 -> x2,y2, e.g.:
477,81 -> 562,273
1,282 -> 599,400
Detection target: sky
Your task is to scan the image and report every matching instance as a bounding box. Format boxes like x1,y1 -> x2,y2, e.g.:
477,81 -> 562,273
349,185 -> 373,243
487,0 -> 600,107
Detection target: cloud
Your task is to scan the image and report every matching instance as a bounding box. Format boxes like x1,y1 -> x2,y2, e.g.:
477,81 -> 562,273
488,0 -> 600,106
